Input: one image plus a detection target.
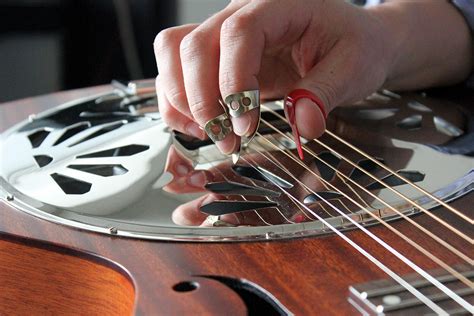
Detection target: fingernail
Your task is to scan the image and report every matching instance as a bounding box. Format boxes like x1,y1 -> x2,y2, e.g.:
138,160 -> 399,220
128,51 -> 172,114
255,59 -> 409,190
185,121 -> 206,139
175,163 -> 190,176
216,135 -> 237,155
232,116 -> 251,136
187,171 -> 207,187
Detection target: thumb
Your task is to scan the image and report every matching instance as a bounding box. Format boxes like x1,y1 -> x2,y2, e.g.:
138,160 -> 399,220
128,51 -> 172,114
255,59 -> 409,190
289,49 -> 353,140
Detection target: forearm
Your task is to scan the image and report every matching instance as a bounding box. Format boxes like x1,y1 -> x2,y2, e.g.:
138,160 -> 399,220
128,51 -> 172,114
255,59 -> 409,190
368,0 -> 472,90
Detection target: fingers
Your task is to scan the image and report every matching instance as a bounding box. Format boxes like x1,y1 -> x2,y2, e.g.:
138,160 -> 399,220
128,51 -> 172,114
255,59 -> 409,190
218,2 -> 311,137
157,76 -> 206,139
154,24 -> 198,119
290,42 -> 358,140
180,7 -> 242,155
219,5 -> 264,137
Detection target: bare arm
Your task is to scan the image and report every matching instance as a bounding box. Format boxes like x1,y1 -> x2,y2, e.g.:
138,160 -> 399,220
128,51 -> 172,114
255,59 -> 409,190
370,0 -> 472,90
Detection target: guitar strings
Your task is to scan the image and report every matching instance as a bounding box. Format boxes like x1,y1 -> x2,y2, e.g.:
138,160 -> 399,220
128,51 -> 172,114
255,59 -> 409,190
253,144 -> 344,218
249,136 -> 473,289
198,151 -> 286,225
240,151 -> 473,312
262,104 -> 473,244
257,115 -> 472,264
238,155 -> 448,315
326,129 -> 472,224
272,99 -> 472,225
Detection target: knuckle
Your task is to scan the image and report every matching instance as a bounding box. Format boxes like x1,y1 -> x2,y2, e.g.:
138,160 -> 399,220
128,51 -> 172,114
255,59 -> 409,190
158,103 -> 173,123
219,71 -> 240,94
180,31 -> 206,61
221,12 -> 255,39
189,99 -> 212,123
166,88 -> 188,109
154,28 -> 174,54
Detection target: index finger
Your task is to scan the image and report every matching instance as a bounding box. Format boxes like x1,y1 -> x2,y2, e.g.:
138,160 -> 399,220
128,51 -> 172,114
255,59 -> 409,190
180,6 -> 241,155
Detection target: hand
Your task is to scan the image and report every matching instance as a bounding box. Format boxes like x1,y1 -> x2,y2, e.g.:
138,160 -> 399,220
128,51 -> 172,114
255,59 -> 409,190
153,0 -> 390,154
154,0 -> 471,154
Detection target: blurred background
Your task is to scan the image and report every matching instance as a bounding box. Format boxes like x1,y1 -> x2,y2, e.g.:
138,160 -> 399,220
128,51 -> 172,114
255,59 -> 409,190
0,0 -> 373,102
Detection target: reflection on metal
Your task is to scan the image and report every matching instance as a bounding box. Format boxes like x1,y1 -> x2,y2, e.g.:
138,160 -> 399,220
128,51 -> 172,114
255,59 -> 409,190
396,114 -> 422,131
200,200 -> 279,216
433,116 -> 464,137
348,158 -> 384,181
365,170 -> 425,191
407,100 -> 432,113
0,84 -> 472,242
205,181 -> 280,197
232,165 -> 293,189
313,151 -> 341,181
304,191 -> 343,204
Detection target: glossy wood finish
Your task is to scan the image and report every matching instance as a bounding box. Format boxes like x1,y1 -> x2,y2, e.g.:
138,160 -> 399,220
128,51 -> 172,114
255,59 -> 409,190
0,235 -> 135,315
0,86 -> 472,315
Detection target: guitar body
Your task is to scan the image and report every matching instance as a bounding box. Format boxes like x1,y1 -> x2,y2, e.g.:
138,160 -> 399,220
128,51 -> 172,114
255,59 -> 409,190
0,85 -> 472,315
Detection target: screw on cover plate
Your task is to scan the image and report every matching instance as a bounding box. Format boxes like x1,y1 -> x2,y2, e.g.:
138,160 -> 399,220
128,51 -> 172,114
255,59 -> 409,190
109,227 -> 118,235
6,194 -> 14,201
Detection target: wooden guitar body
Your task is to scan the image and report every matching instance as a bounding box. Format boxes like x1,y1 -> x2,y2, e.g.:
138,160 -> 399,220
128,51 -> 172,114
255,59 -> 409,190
0,85 -> 472,315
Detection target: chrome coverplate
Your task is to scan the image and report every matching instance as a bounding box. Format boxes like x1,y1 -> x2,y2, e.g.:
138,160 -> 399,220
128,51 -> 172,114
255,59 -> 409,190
0,86 -> 472,241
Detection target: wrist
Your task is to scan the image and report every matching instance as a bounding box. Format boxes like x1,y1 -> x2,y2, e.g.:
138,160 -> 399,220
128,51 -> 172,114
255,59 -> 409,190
366,1 -> 472,90
364,2 -> 416,88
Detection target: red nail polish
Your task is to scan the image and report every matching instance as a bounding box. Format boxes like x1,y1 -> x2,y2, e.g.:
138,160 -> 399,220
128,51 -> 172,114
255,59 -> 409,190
284,89 -> 327,160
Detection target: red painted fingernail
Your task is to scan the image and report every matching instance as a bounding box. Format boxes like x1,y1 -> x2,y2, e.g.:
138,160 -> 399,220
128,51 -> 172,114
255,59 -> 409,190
284,89 -> 327,160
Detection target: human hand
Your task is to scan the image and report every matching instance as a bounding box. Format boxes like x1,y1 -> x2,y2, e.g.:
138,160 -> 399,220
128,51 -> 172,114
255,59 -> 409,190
153,0 -> 393,154
154,0 -> 471,154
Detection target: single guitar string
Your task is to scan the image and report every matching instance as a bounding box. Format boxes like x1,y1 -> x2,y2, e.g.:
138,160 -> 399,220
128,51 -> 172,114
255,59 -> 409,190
258,117 -> 472,264
252,134 -> 473,289
263,105 -> 473,244
242,152 -> 473,311
240,155 -> 448,315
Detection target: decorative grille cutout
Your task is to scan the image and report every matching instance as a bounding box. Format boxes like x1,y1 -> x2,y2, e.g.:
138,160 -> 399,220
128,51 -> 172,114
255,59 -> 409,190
396,115 -> 422,131
407,100 -> 432,113
304,191 -> 343,204
28,130 -> 50,148
68,121 -> 126,147
314,152 -> 341,181
53,122 -> 90,146
33,155 -> 53,168
77,144 -> 149,158
433,116 -> 464,137
67,164 -> 128,177
50,173 -> 92,194
365,170 -> 425,191
356,108 -> 398,120
232,165 -> 293,189
348,158 -> 384,181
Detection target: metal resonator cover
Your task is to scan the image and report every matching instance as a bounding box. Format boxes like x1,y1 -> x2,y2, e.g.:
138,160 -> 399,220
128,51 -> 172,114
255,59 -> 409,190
0,85 -> 472,241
